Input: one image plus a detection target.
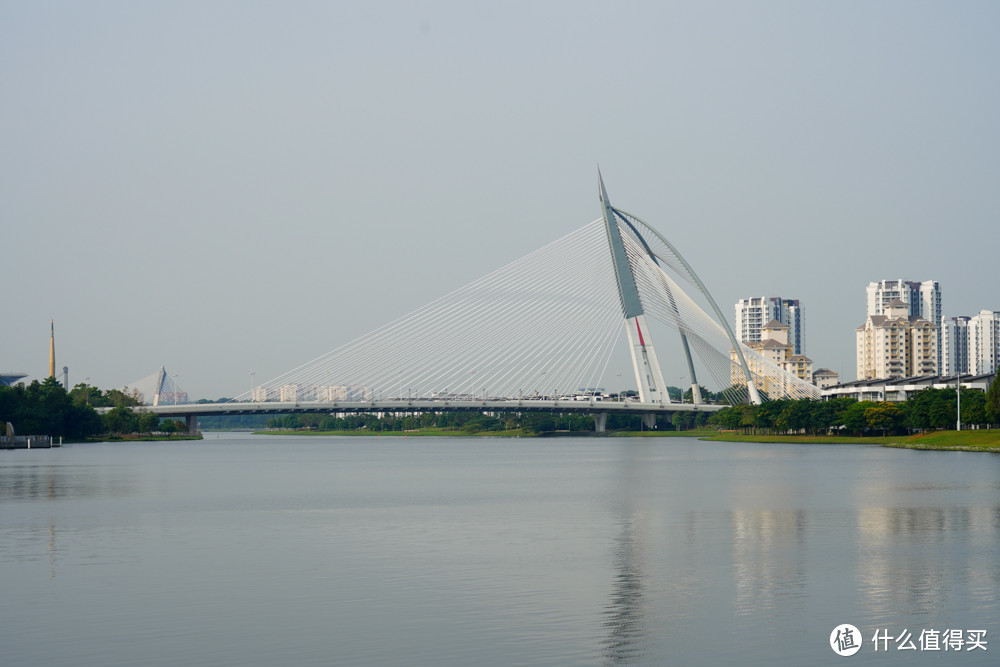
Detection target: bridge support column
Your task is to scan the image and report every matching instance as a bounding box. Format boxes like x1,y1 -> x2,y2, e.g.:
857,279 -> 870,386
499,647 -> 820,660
186,415 -> 197,435
642,413 -> 656,430
593,412 -> 608,434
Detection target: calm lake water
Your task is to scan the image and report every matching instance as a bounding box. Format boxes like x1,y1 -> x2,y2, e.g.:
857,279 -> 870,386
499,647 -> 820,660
1,433 -> 997,666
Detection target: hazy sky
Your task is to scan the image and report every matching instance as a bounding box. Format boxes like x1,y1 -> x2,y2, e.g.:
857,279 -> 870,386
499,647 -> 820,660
3,1 -> 998,399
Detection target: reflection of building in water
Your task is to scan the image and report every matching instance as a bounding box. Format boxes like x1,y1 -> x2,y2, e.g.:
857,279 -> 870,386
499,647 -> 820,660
855,505 -> 999,618
730,509 -> 807,618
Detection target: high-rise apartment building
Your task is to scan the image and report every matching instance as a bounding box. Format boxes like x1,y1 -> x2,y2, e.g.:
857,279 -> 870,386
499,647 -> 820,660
735,296 -> 805,355
941,316 -> 971,376
733,319 -> 814,394
939,310 -> 1000,376
856,299 -> 938,380
969,310 -> 1000,375
941,310 -> 1000,375
866,280 -> 941,372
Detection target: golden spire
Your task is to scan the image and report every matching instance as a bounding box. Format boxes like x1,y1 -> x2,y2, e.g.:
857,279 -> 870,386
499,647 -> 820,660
49,320 -> 55,378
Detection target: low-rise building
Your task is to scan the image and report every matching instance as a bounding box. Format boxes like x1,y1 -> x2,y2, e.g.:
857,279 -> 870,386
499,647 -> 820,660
812,368 -> 840,389
822,373 -> 994,402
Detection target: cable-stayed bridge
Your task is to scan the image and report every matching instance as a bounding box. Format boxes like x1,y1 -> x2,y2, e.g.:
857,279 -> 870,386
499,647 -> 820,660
138,173 -> 820,432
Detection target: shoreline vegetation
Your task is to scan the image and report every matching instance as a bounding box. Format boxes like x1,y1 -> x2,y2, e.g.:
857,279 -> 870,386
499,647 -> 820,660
255,427 -> 1000,452
704,429 -> 1000,453
0,377 -> 202,444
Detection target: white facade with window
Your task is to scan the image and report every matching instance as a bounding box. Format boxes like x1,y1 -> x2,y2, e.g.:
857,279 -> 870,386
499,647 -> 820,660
735,296 -> 805,355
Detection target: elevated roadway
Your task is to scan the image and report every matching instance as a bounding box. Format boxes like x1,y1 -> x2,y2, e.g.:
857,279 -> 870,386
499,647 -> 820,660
101,398 -> 726,434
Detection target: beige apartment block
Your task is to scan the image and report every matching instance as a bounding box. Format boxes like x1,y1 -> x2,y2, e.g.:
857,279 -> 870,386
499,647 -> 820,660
856,299 -> 938,380
740,319 -> 814,394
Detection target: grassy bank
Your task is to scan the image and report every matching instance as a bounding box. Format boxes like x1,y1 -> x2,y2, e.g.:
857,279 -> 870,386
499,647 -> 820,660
881,430 -> 1000,453
705,429 -> 1000,452
254,427 -> 998,451
702,432 -> 899,445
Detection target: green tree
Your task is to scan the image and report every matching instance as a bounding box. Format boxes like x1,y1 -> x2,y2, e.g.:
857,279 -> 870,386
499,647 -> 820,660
776,399 -> 811,433
738,404 -> 756,433
810,397 -> 855,435
843,401 -> 875,435
986,370 -> 1000,424
928,389 -> 956,430
104,406 -> 140,434
709,407 -> 742,430
138,411 -> 161,433
70,383 -> 102,407
671,411 -> 692,431
864,402 -> 904,435
753,400 -> 787,434
102,387 -> 143,408
904,388 -> 936,431
959,389 -> 987,428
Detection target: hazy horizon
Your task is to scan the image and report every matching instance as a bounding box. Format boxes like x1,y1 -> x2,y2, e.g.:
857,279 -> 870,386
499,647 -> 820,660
4,1 -> 998,399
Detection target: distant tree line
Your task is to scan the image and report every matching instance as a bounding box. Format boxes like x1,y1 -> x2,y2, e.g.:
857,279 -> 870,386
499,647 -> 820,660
7,372 -> 995,440
709,383 -> 1000,436
266,407 -> 713,434
0,378 -> 188,440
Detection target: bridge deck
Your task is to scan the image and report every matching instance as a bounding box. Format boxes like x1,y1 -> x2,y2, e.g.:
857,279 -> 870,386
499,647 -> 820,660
106,399 -> 727,418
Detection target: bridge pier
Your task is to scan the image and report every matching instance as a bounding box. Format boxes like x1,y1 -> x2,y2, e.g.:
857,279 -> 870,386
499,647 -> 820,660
186,415 -> 197,435
642,413 -> 656,430
593,412 -> 607,434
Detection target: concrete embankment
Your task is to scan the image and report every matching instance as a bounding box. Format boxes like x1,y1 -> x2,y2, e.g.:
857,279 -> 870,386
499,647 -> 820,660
1,435 -> 58,449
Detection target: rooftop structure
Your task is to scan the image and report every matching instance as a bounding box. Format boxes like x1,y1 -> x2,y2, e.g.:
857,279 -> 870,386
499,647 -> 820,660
1,372 -> 28,387
823,372 -> 994,403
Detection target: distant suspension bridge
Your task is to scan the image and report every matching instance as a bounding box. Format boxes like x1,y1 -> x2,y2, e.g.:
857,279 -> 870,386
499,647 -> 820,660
130,173 -> 819,432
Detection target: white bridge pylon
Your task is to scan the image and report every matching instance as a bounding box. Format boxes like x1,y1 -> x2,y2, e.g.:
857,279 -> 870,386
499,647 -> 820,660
240,175 -> 819,406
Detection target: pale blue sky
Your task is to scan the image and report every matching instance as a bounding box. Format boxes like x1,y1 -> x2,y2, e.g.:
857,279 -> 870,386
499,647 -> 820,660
3,1 -> 998,398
